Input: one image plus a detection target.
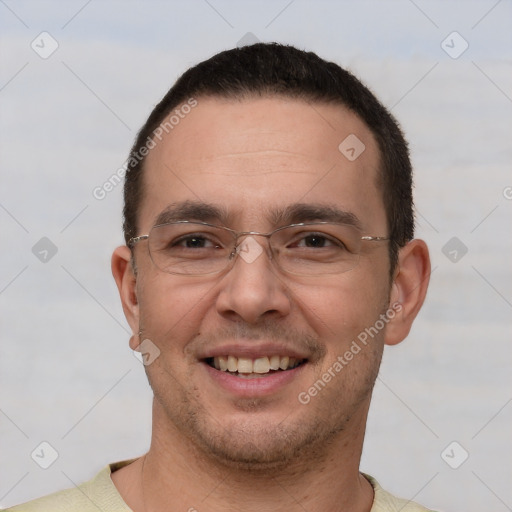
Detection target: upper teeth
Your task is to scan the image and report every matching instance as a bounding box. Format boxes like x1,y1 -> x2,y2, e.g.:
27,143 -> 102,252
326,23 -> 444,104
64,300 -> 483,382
212,355 -> 302,374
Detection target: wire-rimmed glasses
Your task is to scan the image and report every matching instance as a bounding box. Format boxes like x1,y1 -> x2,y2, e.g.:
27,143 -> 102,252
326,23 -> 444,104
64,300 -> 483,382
129,221 -> 389,276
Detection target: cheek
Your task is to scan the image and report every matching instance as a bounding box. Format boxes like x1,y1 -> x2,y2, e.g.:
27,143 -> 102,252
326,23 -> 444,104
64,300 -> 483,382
136,273 -> 213,349
292,274 -> 389,346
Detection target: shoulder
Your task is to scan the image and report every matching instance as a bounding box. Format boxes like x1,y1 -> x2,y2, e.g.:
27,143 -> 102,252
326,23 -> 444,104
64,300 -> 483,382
365,474 -> 437,512
2,486 -> 97,512
2,461 -> 135,512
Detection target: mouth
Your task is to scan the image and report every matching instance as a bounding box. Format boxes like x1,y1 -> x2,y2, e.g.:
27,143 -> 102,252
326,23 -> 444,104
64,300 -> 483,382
205,355 -> 306,379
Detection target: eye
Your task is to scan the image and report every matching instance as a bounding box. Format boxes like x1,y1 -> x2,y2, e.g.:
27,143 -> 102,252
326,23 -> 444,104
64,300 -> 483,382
298,234 -> 335,248
171,234 -> 221,249
291,232 -> 345,250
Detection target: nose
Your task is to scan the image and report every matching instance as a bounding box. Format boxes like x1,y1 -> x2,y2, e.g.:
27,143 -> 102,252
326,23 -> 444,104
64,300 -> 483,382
215,235 -> 292,324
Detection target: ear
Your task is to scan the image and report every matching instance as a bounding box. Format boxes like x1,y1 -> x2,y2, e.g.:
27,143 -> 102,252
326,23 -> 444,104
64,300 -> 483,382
112,245 -> 140,350
384,239 -> 431,346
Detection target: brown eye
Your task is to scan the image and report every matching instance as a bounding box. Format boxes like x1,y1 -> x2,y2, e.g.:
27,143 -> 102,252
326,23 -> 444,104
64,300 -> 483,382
302,234 -> 330,248
174,236 -> 212,248
292,233 -> 343,249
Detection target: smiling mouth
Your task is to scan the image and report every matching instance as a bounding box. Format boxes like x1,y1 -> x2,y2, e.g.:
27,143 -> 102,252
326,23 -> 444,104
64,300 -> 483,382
205,355 -> 306,378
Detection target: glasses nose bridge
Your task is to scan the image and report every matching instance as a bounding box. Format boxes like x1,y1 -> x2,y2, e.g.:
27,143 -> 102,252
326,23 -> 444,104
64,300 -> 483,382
231,230 -> 275,262
234,229 -> 273,243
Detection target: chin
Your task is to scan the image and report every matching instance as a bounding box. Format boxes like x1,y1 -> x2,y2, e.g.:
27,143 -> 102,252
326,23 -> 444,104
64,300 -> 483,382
182,412 -> 348,473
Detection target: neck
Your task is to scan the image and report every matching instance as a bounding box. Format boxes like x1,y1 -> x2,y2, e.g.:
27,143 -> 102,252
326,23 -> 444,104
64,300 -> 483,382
114,399 -> 374,512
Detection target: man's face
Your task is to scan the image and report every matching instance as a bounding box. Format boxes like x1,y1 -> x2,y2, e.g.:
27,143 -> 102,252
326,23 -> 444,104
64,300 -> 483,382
130,97 -> 393,467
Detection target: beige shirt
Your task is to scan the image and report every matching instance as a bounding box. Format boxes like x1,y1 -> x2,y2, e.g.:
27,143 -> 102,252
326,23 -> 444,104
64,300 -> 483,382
3,460 -> 435,511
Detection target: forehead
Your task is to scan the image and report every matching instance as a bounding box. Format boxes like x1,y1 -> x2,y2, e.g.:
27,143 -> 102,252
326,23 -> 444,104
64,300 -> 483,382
140,96 -> 385,232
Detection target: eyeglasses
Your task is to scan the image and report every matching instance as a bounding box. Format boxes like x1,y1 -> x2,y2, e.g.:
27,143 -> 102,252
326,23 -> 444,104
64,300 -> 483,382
128,221 -> 389,276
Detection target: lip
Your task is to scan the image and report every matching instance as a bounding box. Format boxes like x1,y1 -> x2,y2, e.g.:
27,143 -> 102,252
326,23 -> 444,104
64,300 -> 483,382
202,360 -> 307,398
197,342 -> 310,361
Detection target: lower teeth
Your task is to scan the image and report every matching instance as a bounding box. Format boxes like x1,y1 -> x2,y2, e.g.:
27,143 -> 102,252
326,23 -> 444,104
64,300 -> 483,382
231,369 -> 279,377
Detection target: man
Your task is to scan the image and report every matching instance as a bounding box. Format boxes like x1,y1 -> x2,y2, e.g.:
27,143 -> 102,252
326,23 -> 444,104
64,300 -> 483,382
6,43 -> 433,511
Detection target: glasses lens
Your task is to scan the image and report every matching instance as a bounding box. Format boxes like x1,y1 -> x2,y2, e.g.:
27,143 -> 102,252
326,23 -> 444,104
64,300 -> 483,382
146,222 -> 365,276
148,223 -> 233,275
271,223 -> 362,275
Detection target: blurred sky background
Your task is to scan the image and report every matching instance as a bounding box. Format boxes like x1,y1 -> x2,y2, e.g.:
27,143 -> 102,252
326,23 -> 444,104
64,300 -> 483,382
1,1 -> 511,510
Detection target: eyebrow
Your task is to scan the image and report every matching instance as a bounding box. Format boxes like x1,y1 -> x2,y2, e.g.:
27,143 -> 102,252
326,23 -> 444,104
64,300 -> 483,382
153,201 -> 362,230
268,203 -> 362,230
154,201 -> 231,226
